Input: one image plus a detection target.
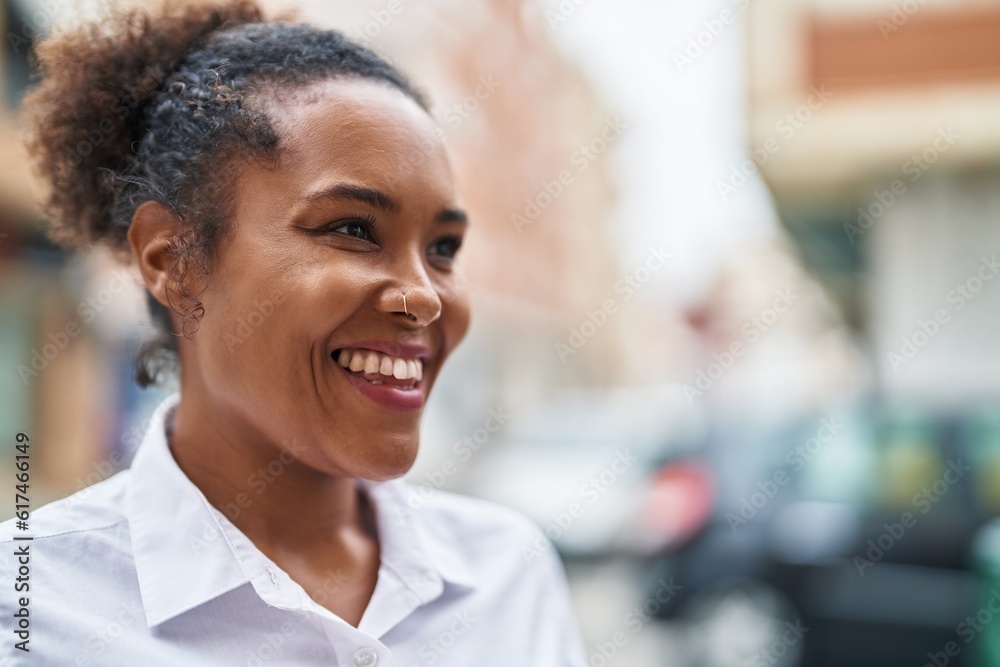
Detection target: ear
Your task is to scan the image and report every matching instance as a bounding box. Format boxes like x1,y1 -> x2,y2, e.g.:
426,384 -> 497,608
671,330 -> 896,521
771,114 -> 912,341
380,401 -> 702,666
127,201 -> 182,309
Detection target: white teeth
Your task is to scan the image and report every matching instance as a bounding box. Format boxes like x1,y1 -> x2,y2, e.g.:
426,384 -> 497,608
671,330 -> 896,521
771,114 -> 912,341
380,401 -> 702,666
380,356 -> 393,375
335,348 -> 424,381
349,352 -> 365,372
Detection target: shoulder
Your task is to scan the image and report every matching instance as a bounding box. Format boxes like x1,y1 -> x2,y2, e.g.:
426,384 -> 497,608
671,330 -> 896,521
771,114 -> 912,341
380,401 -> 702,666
0,471 -> 136,613
392,483 -> 587,664
0,470 -> 131,548
391,482 -> 564,574
396,481 -> 539,539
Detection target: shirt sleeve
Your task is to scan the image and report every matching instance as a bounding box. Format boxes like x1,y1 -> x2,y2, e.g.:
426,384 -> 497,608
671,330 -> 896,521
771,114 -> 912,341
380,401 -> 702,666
533,532 -> 589,667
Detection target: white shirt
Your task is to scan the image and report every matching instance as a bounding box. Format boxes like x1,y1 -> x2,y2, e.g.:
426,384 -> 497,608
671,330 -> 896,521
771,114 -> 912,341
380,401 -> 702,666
1,395 -> 586,666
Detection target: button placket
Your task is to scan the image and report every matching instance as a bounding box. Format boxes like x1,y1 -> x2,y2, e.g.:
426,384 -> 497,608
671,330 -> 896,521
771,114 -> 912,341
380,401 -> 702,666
353,645 -> 378,666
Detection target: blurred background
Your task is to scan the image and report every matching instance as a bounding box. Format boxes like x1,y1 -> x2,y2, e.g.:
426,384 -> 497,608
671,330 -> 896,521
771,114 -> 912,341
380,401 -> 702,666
3,0 -> 1000,665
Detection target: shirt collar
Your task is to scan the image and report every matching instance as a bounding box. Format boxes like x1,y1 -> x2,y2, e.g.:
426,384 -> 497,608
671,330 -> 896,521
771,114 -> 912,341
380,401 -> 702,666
127,393 -> 476,629
126,393 -> 250,627
364,478 -> 478,593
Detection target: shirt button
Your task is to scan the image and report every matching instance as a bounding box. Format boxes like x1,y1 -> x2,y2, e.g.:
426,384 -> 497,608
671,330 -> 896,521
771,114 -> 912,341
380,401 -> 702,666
353,646 -> 378,666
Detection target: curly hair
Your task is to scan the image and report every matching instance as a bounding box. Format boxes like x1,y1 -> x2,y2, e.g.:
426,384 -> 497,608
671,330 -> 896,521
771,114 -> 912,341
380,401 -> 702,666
22,0 -> 427,387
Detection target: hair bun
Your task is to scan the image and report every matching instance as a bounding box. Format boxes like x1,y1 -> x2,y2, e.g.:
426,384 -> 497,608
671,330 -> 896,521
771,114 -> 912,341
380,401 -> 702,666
23,0 -> 265,250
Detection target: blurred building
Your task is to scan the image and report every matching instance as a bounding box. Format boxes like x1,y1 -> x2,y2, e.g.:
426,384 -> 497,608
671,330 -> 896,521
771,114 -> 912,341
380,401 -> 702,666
0,0 -> 634,500
3,0 -> 1000,664
747,0 -> 1000,407
0,0 -> 135,502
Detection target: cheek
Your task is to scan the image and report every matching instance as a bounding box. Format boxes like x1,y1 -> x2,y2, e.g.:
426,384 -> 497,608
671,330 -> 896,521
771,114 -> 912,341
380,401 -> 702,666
199,257 -> 376,379
190,262 -> 302,383
195,287 -> 292,388
441,285 -> 472,357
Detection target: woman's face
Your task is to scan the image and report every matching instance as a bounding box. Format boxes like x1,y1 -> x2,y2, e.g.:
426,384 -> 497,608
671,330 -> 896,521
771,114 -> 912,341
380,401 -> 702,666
179,78 -> 470,481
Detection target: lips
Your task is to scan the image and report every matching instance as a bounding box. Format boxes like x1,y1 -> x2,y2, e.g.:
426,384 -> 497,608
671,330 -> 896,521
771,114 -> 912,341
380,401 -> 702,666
330,343 -> 429,411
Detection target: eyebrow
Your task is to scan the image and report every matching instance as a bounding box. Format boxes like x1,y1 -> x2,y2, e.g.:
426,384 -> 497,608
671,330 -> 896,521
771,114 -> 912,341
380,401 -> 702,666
437,208 -> 468,225
302,183 -> 468,225
303,184 -> 398,213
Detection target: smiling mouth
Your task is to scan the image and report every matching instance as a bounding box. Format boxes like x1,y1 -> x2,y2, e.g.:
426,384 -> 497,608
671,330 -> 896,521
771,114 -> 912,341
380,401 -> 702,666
333,348 -> 423,389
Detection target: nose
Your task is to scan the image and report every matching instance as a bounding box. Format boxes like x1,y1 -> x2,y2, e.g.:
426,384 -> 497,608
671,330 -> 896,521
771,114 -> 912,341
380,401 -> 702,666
376,261 -> 442,327
396,287 -> 440,325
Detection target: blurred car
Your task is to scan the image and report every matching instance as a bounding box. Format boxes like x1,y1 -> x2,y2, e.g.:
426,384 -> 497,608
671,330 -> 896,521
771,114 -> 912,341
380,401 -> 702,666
463,390 -> 999,667
641,406 -> 998,667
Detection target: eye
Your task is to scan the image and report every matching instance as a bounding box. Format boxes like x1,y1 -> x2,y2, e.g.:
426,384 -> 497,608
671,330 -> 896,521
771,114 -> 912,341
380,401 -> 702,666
330,219 -> 375,241
429,235 -> 463,260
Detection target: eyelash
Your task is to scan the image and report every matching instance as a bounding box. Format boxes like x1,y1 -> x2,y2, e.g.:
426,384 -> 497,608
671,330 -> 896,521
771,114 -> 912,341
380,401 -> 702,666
322,216 -> 463,261
326,214 -> 379,242
430,236 -> 463,261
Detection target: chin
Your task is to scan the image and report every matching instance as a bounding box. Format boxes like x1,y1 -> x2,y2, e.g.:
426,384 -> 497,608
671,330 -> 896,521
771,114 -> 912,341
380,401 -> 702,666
341,435 -> 420,482
358,456 -> 417,482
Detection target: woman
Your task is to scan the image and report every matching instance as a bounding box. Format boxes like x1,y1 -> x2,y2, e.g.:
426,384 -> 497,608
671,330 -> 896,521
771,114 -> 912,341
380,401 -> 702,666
2,1 -> 586,664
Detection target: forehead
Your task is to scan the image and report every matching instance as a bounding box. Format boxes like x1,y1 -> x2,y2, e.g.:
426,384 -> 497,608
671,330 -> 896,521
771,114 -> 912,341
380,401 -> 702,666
262,77 -> 452,193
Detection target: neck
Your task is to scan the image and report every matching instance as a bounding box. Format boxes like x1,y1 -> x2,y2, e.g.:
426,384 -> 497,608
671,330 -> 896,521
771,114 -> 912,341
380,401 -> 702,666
166,391 -> 368,555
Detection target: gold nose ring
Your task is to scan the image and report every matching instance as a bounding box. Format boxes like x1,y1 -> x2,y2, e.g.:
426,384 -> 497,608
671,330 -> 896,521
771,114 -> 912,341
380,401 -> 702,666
402,292 -> 409,317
